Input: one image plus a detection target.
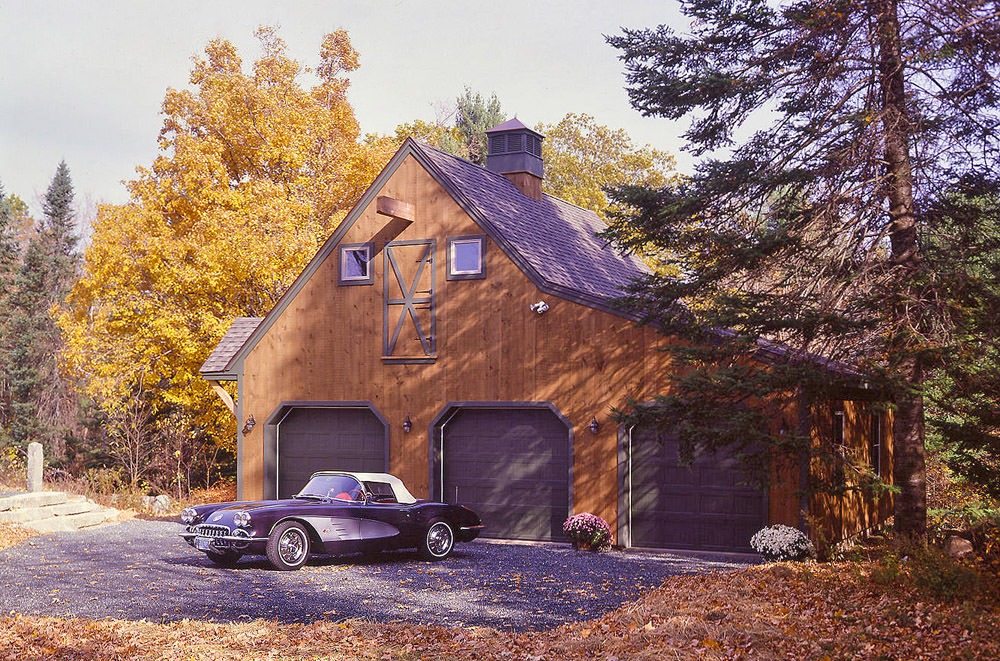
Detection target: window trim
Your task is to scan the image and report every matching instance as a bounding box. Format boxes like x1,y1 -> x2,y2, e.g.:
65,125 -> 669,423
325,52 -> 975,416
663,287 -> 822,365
338,242 -> 375,285
869,411 -> 882,476
832,407 -> 845,447
446,235 -> 486,281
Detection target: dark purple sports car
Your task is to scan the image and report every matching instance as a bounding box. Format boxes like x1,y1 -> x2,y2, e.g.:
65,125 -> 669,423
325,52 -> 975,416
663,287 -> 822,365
180,471 -> 483,570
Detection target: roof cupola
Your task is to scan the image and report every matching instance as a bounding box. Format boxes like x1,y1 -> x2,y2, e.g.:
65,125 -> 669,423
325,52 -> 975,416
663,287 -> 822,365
485,118 -> 544,200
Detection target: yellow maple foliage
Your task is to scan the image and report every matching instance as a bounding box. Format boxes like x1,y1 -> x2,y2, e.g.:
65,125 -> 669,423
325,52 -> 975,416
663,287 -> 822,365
537,112 -> 681,219
58,27 -> 395,458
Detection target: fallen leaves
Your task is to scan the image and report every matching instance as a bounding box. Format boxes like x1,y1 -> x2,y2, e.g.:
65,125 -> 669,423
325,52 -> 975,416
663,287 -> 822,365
0,522 -> 43,551
0,561 -> 997,659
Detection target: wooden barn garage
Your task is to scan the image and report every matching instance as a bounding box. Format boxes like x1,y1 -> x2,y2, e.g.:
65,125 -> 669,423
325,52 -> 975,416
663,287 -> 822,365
201,119 -> 893,552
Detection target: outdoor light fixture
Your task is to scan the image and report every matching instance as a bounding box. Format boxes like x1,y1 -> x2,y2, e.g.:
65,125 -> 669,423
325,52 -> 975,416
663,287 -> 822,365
529,300 -> 549,315
242,414 -> 256,434
589,417 -> 600,434
403,415 -> 413,433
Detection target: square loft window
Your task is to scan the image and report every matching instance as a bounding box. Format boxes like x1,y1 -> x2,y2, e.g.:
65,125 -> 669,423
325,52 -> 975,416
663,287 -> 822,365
447,235 -> 486,280
339,242 -> 374,285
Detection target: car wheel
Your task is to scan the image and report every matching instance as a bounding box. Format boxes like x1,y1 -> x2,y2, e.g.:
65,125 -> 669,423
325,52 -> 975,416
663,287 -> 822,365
206,549 -> 242,567
266,520 -> 311,570
418,519 -> 454,560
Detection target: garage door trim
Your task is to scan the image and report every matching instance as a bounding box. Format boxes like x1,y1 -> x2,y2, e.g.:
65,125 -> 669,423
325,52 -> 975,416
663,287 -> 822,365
263,401 -> 389,499
429,401 -> 574,518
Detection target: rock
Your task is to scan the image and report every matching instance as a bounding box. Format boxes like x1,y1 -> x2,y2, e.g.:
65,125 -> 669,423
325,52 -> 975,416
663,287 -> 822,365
152,494 -> 171,514
944,535 -> 974,559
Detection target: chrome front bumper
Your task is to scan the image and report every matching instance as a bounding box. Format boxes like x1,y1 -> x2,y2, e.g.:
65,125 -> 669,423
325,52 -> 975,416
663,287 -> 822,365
180,530 -> 269,552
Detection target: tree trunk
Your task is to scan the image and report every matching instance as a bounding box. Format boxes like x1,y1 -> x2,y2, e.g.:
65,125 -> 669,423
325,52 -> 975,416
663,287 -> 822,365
877,0 -> 927,539
893,359 -> 927,539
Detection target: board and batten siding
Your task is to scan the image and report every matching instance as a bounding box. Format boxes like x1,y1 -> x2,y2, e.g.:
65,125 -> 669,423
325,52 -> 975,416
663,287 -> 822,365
238,154 -> 676,534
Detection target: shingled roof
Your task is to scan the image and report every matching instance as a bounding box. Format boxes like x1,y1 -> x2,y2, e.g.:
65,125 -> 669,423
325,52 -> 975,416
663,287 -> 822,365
200,317 -> 262,378
417,142 -> 650,308
200,139 -> 648,378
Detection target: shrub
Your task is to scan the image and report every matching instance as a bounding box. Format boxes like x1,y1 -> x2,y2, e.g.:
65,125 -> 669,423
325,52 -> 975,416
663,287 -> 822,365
909,545 -> 983,602
750,524 -> 816,562
563,512 -> 612,551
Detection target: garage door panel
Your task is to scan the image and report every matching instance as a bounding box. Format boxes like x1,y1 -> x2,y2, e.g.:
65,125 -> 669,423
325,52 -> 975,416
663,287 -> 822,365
277,408 -> 386,499
442,408 -> 569,542
628,426 -> 766,552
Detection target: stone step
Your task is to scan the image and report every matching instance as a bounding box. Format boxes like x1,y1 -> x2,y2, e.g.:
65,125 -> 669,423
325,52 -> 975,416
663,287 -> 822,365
48,500 -> 100,517
0,507 -> 54,524
0,490 -> 121,533
28,509 -> 119,533
0,491 -> 69,511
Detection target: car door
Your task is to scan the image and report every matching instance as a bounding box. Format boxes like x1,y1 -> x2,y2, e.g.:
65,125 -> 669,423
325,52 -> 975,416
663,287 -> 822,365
301,500 -> 364,554
359,480 -> 408,549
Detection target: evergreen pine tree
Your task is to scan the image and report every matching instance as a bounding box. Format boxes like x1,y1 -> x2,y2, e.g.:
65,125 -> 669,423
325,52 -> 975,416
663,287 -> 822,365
604,0 -> 1000,539
452,87 -> 506,165
0,181 -> 21,441
4,163 -> 82,457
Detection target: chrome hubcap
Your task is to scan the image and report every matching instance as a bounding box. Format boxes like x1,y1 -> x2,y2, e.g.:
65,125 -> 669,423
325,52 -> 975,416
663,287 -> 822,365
278,529 -> 306,564
427,522 -> 453,556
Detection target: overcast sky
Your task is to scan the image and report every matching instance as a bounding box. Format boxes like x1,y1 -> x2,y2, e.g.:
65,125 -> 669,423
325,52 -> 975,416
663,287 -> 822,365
0,0 -> 690,219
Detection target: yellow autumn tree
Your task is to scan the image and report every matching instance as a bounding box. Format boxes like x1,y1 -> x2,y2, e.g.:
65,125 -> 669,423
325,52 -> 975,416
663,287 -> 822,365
58,27 -> 395,488
537,113 -> 680,219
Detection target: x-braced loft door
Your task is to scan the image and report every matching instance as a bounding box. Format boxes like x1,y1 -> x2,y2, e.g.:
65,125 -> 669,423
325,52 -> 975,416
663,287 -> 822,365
384,240 -> 436,360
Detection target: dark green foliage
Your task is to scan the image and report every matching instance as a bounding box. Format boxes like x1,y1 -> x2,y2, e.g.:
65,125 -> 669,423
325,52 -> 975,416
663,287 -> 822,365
453,87 -> 505,165
922,187 -> 1000,498
0,162 -> 82,457
39,161 -> 79,291
0,181 -> 27,445
909,545 -> 983,602
0,182 -> 23,280
604,1 -> 1000,534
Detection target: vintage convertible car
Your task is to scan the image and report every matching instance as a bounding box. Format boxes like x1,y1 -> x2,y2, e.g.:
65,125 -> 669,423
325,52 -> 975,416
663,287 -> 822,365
180,471 -> 483,570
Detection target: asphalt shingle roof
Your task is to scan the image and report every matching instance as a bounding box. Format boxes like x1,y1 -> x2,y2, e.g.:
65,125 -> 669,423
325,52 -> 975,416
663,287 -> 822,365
200,317 -> 262,376
417,143 -> 650,306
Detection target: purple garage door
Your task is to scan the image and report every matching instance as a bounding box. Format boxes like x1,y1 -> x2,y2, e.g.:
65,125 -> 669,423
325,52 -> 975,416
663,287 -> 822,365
276,407 -> 386,499
627,426 -> 767,552
442,408 -> 570,542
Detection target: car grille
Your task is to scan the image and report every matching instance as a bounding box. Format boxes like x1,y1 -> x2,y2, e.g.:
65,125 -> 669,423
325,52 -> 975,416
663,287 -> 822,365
194,524 -> 230,537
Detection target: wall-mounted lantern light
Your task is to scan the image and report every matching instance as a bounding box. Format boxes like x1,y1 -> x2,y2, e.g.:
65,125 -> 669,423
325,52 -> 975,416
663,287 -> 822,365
242,414 -> 256,434
589,416 -> 600,434
403,415 -> 413,433
529,300 -> 549,315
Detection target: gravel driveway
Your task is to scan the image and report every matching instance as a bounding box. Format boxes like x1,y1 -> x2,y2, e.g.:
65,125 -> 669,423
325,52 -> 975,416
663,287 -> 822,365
1,519 -> 752,630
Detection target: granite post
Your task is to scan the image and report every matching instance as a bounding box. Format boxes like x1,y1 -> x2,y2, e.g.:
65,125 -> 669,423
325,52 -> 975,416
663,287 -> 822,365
27,442 -> 43,492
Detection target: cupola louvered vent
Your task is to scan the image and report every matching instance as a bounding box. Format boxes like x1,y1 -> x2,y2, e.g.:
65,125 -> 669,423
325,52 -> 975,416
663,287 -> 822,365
528,134 -> 542,157
485,118 -> 544,200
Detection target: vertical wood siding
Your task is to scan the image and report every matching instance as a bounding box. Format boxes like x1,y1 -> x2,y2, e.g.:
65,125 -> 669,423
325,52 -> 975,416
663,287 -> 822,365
236,154 -> 892,545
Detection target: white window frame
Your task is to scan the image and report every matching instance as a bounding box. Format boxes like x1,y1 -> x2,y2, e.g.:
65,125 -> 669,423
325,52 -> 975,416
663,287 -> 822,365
339,242 -> 374,285
446,235 -> 486,280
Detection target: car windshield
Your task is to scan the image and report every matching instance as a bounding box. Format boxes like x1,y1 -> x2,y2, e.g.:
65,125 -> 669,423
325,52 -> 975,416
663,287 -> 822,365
297,474 -> 365,502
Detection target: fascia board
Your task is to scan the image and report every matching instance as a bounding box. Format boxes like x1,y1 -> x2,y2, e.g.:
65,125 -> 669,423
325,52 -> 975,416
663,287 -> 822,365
219,140 -> 423,373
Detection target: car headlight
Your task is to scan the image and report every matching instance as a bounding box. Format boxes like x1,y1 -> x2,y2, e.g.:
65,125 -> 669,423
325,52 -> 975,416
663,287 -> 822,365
233,511 -> 252,528
181,507 -> 197,524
